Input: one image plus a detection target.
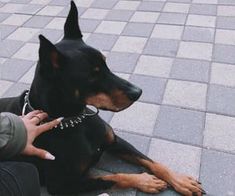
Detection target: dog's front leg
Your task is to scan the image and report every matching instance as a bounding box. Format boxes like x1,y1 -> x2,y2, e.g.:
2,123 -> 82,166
93,172 -> 167,194
106,135 -> 204,196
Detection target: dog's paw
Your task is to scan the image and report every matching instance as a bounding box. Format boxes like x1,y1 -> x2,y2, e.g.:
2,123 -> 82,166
133,172 -> 167,194
169,172 -> 206,196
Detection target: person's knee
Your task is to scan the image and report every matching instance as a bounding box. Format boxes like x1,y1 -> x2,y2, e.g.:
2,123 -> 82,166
0,162 -> 40,196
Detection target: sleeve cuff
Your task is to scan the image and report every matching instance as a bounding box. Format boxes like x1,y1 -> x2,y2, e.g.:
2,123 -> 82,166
0,113 -> 27,160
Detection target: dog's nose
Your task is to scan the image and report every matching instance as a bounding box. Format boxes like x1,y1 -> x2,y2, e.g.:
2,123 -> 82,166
127,87 -> 142,101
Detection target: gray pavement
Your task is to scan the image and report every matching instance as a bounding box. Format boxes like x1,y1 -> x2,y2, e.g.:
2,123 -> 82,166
0,0 -> 235,196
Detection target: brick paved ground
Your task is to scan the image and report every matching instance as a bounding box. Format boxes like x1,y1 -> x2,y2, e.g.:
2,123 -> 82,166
1,0 -> 235,196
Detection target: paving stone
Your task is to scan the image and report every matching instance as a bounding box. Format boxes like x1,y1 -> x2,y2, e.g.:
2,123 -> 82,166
217,16 -> 235,30
114,0 -> 140,10
148,139 -> 201,178
91,0 -> 118,9
211,62 -> 235,87
98,110 -> 113,123
144,38 -> 179,57
37,5 -> 64,16
49,0 -> 70,6
151,24 -> 184,40
189,4 -> 217,15
0,25 -> 17,40
163,79 -> 207,110
158,13 -> 187,25
215,29 -> 235,45
77,19 -> 100,33
170,58 -> 210,83
30,0 -> 51,4
213,44 -> 235,64
45,17 -> 66,30
110,102 -> 160,136
0,40 -> 24,58
95,21 -> 126,35
97,131 -> 150,173
137,1 -> 164,12
2,14 -> 31,26
134,55 -> 173,78
57,6 -> 86,17
163,2 -> 190,13
81,8 -> 109,19
218,0 -> 235,5
218,5 -> 235,17
129,74 -> 167,104
137,189 -> 180,196
112,36 -> 147,54
183,26 -> 215,43
186,14 -> 216,28
114,72 -> 130,81
106,52 -> 139,73
122,22 -> 154,37
82,32 -> 90,42
207,84 -> 235,116
0,3 -> 24,13
105,10 -> 133,22
16,4 -> 43,14
0,59 -> 34,81
7,27 -> 40,42
13,43 -> 39,61
23,16 -> 53,28
0,80 -> 13,97
200,149 -> 235,196
204,113 -> 235,153
2,82 -> 30,98
0,58 -> 6,64
11,0 -> 31,3
192,0 -> 218,3
130,11 -> 159,23
154,105 -> 205,146
177,41 -> 213,61
73,0 -> 94,7
0,13 -> 10,23
168,0 -> 191,2
19,64 -> 36,84
30,29 -> 63,43
86,33 -> 118,51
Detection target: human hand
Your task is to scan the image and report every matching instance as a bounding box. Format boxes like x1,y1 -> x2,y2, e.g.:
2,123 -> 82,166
21,110 -> 63,160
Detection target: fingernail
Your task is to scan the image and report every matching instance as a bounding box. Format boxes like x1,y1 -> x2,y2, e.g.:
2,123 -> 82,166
202,189 -> 207,194
45,153 -> 55,160
56,117 -> 64,122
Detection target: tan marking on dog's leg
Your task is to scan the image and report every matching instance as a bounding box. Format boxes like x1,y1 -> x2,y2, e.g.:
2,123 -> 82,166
97,173 -> 167,194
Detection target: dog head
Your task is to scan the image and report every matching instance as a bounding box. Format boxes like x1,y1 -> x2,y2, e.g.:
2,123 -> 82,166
37,1 -> 142,112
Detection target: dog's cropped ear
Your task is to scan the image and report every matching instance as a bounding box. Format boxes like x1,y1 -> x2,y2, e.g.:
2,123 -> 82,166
64,1 -> 82,39
39,35 -> 65,74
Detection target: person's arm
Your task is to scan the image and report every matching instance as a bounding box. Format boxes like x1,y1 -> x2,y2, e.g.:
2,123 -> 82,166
0,112 -> 27,160
0,111 -> 62,160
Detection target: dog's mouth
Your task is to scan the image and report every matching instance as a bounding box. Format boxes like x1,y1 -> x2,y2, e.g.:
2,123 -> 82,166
85,89 -> 142,112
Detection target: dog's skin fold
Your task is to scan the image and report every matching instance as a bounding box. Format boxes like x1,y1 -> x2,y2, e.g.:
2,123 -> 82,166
0,1 -> 204,195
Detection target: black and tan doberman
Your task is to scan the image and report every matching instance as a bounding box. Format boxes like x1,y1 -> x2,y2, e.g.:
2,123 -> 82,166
0,1 -> 205,195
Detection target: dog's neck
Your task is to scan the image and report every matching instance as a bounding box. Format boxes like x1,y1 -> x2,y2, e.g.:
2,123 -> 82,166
29,66 -> 86,118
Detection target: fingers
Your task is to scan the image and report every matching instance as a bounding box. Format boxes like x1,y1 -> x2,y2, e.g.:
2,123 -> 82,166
24,110 -> 42,120
35,117 -> 63,136
28,145 -> 55,160
31,112 -> 48,124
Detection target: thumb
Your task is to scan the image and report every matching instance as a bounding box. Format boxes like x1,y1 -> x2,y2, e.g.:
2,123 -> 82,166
30,146 -> 55,160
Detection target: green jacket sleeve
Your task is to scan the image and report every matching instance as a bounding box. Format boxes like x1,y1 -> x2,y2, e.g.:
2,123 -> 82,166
0,112 -> 27,160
